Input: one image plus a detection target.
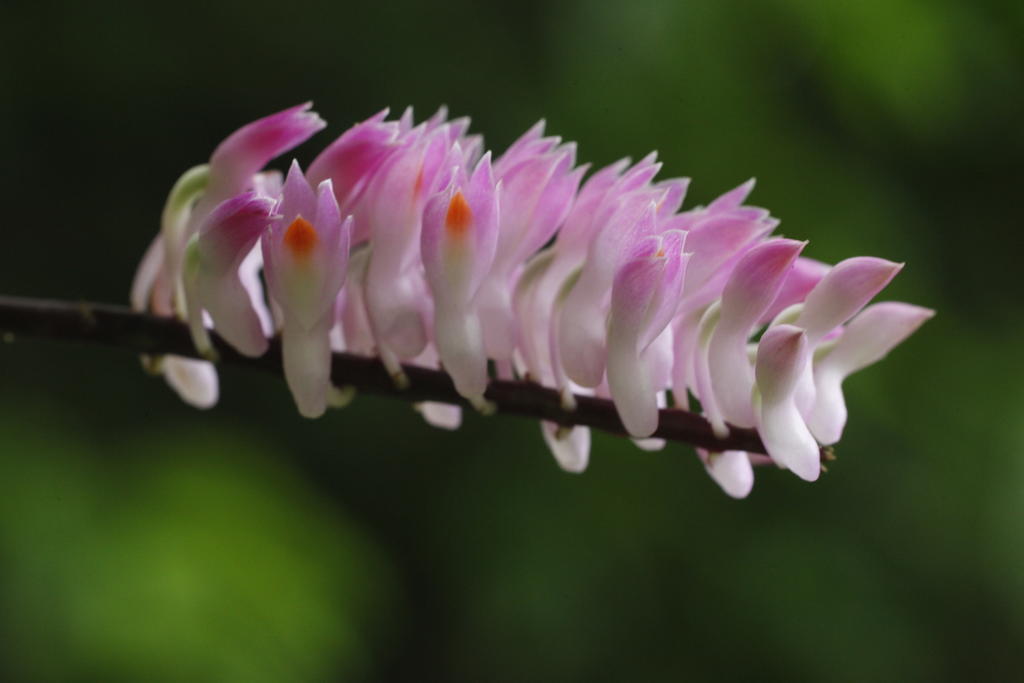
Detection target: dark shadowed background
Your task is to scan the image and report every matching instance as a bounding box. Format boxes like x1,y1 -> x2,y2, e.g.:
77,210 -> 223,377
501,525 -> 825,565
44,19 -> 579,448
1,0 -> 1022,681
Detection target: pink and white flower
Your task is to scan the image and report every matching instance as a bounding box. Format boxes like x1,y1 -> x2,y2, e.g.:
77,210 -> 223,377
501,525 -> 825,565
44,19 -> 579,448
262,161 -> 352,418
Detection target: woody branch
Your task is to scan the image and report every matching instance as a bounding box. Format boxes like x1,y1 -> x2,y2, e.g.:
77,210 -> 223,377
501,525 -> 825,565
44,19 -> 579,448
0,294 -> 817,458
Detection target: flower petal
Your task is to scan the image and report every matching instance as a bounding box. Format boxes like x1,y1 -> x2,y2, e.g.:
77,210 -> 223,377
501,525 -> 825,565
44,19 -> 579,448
205,102 -> 326,208
708,239 -> 805,427
306,108 -> 400,219
337,246 -> 375,355
702,450 -> 755,499
759,257 -> 830,325
559,192 -> 661,387
706,178 -> 756,212
807,302 -> 934,444
417,402 -> 463,430
755,324 -> 820,481
190,193 -> 276,357
541,422 -> 591,473
606,227 -> 688,437
281,318 -> 333,418
163,356 -> 219,409
797,256 -> 904,344
421,160 -> 500,406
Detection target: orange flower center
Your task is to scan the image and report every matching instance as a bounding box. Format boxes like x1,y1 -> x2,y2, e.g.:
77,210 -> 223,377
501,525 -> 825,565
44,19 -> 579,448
445,191 -> 472,237
283,216 -> 318,258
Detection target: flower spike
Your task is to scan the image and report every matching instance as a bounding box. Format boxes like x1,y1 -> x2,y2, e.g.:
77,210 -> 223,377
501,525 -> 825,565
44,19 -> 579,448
125,105 -> 931,496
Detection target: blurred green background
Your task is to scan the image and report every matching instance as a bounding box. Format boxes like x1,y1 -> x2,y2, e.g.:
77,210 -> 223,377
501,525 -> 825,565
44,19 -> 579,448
1,0 -> 1022,680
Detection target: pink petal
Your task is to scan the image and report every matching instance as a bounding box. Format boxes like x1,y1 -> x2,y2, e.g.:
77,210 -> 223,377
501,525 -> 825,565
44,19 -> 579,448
654,177 -> 690,218
493,119 -> 555,177
520,150 -> 583,259
639,231 -> 689,350
193,193 -> 276,357
708,239 -> 805,428
338,248 -> 375,355
306,108 -> 399,219
556,158 -> 628,253
759,257 -> 831,325
706,178 -> 756,212
312,180 -> 351,297
557,190 -> 662,387
797,256 -> 904,344
204,102 -> 325,211
617,152 -> 661,192
464,153 -> 501,294
277,160 -> 318,235
494,147 -> 577,268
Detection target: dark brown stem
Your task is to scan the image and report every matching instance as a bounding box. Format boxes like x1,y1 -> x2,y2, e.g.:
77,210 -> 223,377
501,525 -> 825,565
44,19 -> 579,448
0,294 -> 825,458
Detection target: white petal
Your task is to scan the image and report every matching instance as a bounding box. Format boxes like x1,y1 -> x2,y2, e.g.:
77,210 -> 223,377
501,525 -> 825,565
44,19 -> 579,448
282,318 -> 333,418
163,356 -> 219,409
806,366 -> 846,446
760,398 -> 820,482
606,327 -> 658,438
704,450 -> 755,499
541,422 -> 591,473
417,402 -> 462,430
821,302 -> 935,376
755,325 -> 820,481
433,302 -> 489,406
806,302 -> 933,444
632,437 -> 666,451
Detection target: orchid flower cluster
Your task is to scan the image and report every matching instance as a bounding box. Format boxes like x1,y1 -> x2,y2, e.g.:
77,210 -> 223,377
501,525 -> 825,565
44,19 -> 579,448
131,103 -> 932,497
